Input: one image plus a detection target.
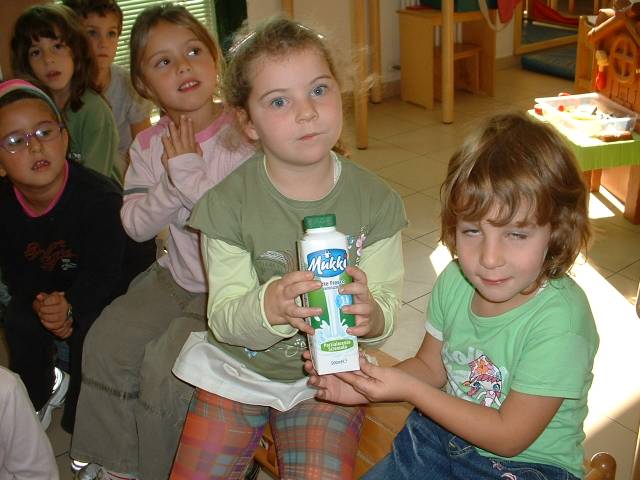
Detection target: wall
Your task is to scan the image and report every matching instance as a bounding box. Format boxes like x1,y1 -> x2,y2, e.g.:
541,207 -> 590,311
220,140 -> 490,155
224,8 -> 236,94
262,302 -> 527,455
0,0 -> 46,80
246,0 -> 514,88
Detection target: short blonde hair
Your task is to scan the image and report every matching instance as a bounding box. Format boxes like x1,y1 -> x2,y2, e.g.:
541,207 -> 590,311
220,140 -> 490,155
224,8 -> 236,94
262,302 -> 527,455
440,112 -> 590,283
223,17 -> 347,155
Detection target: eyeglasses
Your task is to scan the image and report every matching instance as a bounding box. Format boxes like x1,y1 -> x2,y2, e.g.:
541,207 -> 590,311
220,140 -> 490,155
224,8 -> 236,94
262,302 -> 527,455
0,122 -> 65,154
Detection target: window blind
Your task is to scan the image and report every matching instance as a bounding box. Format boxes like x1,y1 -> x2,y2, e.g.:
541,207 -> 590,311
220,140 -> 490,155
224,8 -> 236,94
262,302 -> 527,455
113,0 -> 217,69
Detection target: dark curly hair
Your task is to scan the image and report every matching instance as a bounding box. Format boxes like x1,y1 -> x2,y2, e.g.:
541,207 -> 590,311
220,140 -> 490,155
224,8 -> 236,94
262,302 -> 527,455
11,4 -> 99,112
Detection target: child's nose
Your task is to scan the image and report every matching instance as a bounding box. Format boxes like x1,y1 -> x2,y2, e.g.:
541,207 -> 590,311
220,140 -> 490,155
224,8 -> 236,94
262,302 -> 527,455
177,59 -> 192,74
296,99 -> 318,122
479,238 -> 504,269
26,134 -> 44,152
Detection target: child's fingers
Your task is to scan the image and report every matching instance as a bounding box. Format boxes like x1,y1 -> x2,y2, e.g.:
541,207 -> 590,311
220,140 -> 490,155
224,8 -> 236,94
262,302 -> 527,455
287,317 -> 315,335
161,134 -> 175,160
346,266 -> 367,284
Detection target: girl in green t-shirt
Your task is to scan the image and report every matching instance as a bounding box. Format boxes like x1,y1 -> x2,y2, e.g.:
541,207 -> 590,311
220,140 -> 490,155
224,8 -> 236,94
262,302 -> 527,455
307,112 -> 599,479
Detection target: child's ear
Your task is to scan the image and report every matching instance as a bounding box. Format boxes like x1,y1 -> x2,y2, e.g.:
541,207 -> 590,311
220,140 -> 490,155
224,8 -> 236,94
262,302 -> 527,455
236,108 -> 259,141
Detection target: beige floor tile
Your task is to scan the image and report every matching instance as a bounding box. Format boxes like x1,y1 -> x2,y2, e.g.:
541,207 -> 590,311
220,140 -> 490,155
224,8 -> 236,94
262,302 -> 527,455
583,419 -> 637,480
378,156 -> 448,192
348,138 -> 419,172
408,294 -> 430,314
620,260 -> 640,283
401,192 -> 442,239
383,124 -> 460,155
367,109 -> 423,140
606,274 -> 640,305
46,408 -> 71,456
401,240 -> 437,303
56,454 -> 74,480
369,97 -> 443,126
589,219 -> 640,272
413,230 -> 443,250
380,304 -> 426,361
381,178 -> 416,198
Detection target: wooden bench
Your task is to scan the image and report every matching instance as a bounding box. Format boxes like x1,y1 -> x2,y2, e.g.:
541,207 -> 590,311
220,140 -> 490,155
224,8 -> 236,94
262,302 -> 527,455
254,349 -> 617,479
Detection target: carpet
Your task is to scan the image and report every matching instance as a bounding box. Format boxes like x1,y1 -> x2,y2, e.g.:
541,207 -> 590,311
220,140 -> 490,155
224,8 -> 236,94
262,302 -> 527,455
521,43 -> 577,80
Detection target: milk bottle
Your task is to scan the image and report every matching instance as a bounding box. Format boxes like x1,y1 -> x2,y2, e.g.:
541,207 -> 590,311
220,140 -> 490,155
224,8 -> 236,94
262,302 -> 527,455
299,214 -> 359,375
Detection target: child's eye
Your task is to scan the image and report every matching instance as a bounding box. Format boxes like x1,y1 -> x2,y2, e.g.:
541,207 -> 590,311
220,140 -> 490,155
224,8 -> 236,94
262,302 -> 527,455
87,29 -> 97,38
3,134 -> 25,149
311,85 -> 328,97
461,228 -> 480,236
29,48 -> 41,58
155,58 -> 170,68
35,124 -> 55,139
108,31 -> 118,39
188,47 -> 201,56
508,232 -> 528,240
270,97 -> 288,108
54,42 -> 67,50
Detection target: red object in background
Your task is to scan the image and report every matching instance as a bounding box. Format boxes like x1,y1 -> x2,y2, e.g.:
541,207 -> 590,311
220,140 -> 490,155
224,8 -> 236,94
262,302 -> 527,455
595,70 -> 607,90
530,0 -> 579,26
558,92 -> 571,96
534,104 -> 543,115
558,105 -> 565,111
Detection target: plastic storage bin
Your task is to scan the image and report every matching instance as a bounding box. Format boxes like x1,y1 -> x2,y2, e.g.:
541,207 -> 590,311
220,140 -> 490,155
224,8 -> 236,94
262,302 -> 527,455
535,92 -> 638,138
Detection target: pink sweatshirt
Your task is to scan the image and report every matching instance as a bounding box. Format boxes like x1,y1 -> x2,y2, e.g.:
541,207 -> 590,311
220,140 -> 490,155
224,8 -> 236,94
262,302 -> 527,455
121,113 -> 252,293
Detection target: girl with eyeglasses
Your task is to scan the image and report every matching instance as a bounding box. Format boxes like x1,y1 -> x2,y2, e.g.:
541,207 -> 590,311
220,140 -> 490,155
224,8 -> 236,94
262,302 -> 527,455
0,79 -> 132,435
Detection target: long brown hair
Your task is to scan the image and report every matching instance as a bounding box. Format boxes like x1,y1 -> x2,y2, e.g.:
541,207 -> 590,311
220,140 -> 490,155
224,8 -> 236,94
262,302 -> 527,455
11,4 -> 99,112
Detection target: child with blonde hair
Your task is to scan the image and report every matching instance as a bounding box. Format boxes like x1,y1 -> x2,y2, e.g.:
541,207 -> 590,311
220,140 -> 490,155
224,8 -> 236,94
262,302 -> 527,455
307,112 -> 598,480
11,4 -> 120,183
70,4 -> 252,480
169,17 -> 406,480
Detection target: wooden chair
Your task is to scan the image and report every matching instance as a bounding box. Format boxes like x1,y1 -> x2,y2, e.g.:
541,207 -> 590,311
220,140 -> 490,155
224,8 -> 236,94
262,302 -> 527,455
254,349 -> 617,479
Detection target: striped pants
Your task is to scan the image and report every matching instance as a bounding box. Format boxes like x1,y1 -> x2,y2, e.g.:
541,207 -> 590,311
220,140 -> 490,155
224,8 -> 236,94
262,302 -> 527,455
170,389 -> 364,480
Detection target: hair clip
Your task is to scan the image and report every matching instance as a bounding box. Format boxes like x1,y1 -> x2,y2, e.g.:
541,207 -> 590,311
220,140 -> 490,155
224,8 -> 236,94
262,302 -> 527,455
228,31 -> 256,55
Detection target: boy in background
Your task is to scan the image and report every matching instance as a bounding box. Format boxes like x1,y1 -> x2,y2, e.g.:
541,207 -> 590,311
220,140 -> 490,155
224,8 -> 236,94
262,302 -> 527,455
63,0 -> 152,179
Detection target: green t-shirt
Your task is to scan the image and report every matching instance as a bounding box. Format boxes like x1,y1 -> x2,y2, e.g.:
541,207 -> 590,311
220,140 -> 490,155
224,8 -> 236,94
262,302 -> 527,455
65,89 -> 121,185
190,152 -> 407,381
427,261 -> 599,478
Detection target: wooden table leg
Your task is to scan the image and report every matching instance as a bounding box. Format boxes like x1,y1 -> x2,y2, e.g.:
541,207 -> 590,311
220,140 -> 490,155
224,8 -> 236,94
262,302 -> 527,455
623,165 -> 640,225
281,0 -> 293,17
441,0 -> 455,124
368,0 -> 382,104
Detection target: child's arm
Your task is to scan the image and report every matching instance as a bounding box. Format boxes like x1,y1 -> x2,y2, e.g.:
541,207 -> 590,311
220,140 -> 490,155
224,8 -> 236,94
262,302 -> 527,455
203,237 -> 319,350
309,333 -> 563,458
121,126 -> 189,242
160,115 -> 249,210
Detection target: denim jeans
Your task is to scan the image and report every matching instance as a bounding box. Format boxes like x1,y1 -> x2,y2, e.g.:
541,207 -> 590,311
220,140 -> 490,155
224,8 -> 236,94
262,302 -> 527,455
363,410 -> 580,480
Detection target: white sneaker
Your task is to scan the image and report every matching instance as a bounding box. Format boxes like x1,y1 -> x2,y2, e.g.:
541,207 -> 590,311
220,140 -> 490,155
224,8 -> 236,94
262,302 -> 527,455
36,367 -> 69,430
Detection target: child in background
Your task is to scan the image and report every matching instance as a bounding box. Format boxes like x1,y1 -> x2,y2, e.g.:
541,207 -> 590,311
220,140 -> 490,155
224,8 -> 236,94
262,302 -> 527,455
307,113 -> 599,480
0,365 -> 59,479
0,79 -> 131,435
70,4 -> 252,480
169,17 -> 406,480
11,4 -> 121,184
62,0 -> 152,177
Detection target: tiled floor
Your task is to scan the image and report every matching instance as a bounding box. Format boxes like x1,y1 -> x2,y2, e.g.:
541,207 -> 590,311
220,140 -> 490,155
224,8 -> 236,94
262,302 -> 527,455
2,65 -> 639,479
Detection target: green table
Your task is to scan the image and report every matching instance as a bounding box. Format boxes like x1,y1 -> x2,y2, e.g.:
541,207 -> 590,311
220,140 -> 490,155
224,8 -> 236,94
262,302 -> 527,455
529,110 -> 640,223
